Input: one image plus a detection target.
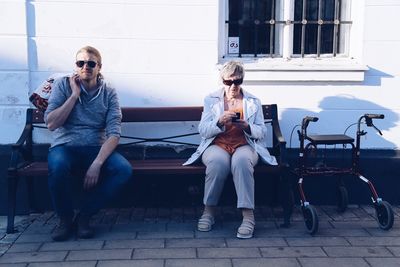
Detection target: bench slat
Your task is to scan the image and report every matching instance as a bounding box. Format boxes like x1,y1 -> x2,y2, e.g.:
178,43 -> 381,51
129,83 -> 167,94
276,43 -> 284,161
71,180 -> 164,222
16,159 -> 280,177
31,105 -> 277,123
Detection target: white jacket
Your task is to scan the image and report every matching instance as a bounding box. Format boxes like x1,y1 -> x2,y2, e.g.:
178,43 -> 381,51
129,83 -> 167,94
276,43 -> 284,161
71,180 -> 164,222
183,88 -> 277,166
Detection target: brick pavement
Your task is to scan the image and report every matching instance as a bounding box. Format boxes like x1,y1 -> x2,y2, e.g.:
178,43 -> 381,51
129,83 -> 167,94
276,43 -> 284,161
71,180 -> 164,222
0,205 -> 399,267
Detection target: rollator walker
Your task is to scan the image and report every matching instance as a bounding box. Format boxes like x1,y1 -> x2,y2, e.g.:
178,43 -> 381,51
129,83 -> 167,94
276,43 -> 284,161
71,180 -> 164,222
294,113 -> 394,234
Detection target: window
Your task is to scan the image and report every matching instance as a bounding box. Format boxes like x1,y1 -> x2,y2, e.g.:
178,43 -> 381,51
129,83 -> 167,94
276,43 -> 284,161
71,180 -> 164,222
224,0 -> 352,58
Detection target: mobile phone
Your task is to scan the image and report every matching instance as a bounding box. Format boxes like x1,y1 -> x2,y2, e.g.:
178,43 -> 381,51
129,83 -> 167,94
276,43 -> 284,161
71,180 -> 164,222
232,112 -> 241,122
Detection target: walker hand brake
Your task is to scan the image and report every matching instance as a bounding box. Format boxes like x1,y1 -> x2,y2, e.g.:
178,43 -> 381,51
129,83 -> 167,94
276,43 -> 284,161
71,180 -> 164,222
364,114 -> 384,135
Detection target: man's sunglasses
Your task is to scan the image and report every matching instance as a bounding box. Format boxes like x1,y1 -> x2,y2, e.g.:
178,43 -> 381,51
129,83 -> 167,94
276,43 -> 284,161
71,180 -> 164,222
223,78 -> 243,86
75,60 -> 97,68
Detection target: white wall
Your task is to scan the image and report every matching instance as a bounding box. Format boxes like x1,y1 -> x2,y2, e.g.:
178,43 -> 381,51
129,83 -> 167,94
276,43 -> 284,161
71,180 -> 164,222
0,0 -> 399,149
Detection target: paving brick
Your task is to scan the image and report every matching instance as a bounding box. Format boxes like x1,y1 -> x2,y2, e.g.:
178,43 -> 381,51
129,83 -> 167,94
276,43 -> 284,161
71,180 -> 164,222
365,258 -> 400,267
255,226 -> 306,238
0,243 -> 10,250
166,238 -> 226,248
115,208 -> 133,224
167,222 -> 196,231
350,207 -> 376,220
329,220 -> 377,229
232,258 -> 300,267
198,247 -> 261,258
347,236 -> 400,246
29,261 -> 97,267
15,234 -> 53,243
137,230 -> 193,239
166,258 -> 232,267
66,249 -> 132,261
23,224 -> 55,234
260,246 -> 327,257
226,237 -> 286,247
195,228 -> 236,239
7,242 -> 41,253
323,246 -> 392,257
321,206 -> 360,221
133,248 -> 195,259
97,259 -> 164,267
298,257 -> 369,267
91,231 -> 137,240
112,222 -> 166,232
286,236 -> 350,246
366,228 -> 400,237
387,246 -> 400,256
0,251 -> 67,263
40,240 -> 104,251
104,239 -> 164,249
0,233 -> 22,244
316,228 -> 371,237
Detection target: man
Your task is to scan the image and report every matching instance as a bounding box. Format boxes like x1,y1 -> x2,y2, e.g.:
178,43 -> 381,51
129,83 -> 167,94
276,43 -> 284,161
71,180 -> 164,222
45,46 -> 132,241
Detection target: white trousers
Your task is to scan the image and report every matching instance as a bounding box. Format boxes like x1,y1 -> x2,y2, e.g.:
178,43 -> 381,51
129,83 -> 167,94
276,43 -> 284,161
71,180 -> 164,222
201,144 -> 259,209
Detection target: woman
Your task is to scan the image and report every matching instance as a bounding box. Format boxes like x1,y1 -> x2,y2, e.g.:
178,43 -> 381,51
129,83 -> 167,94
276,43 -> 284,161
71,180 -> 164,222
183,61 -> 277,239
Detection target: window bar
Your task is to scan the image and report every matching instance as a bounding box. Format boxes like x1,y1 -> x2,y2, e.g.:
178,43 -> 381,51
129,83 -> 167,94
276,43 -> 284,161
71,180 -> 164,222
238,0 -> 244,57
332,0 -> 340,56
269,0 -> 276,57
253,0 -> 258,57
316,0 -> 322,57
301,0 -> 307,57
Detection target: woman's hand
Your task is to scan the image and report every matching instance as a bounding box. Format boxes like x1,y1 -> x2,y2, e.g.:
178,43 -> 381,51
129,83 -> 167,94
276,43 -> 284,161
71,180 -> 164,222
217,111 -> 237,127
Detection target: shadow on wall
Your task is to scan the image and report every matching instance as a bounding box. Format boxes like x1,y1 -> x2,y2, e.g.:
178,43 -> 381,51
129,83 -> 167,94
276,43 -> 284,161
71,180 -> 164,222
281,95 -> 399,149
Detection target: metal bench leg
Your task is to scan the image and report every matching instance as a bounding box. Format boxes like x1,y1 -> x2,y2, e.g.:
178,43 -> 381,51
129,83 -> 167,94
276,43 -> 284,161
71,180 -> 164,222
7,175 -> 19,234
280,167 -> 293,228
27,177 -> 38,213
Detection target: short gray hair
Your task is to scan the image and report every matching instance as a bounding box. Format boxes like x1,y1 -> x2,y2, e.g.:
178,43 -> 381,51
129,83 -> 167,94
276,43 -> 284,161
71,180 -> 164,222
220,61 -> 244,80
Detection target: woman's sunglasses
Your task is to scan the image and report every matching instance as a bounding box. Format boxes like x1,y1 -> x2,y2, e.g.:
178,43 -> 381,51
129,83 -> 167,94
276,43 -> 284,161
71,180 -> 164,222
223,78 -> 243,86
76,60 -> 97,68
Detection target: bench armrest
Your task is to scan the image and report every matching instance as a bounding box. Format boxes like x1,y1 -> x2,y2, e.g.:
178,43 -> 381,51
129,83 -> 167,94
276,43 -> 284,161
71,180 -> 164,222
271,120 -> 288,166
8,124 -> 32,172
14,124 -> 32,148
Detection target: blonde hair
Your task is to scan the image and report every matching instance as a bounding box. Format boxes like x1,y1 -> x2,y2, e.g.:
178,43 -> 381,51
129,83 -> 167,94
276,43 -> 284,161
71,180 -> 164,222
220,61 -> 244,80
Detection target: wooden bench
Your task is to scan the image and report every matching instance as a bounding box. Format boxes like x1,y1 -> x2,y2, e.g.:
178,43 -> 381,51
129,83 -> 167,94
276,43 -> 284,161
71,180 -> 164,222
7,105 -> 292,233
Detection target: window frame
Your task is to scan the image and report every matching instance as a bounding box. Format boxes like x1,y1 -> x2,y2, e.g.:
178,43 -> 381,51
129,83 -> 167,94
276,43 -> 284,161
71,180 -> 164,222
218,0 -> 367,82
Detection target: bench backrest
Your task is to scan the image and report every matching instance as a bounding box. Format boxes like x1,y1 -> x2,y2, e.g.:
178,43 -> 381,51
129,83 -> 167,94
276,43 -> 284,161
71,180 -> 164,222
30,105 -> 278,123
25,105 -> 281,158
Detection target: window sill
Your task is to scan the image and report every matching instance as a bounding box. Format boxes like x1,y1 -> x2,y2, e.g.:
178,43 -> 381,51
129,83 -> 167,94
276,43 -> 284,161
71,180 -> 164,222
218,58 -> 368,82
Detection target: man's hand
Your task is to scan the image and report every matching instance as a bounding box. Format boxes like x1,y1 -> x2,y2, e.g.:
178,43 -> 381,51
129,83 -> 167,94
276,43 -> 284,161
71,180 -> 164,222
69,74 -> 81,99
83,161 -> 102,190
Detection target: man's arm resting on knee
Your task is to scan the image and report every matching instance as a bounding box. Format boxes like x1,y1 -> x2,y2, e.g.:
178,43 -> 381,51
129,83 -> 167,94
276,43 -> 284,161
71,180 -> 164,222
83,135 -> 120,190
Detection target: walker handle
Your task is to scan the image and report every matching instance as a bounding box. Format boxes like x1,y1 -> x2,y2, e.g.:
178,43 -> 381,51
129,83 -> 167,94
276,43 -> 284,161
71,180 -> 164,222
304,116 -> 319,123
301,116 -> 319,133
364,114 -> 384,135
365,114 -> 384,119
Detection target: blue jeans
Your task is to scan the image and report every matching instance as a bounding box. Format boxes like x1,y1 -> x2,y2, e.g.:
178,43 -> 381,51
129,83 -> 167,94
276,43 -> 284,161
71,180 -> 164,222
48,145 -> 132,219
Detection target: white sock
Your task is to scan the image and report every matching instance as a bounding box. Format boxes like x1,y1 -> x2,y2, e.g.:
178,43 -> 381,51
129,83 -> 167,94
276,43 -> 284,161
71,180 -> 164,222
242,209 -> 255,223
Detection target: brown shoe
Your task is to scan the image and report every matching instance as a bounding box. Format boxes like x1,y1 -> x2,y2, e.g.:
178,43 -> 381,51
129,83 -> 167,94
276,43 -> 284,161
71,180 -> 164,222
76,213 -> 94,239
52,217 -> 73,241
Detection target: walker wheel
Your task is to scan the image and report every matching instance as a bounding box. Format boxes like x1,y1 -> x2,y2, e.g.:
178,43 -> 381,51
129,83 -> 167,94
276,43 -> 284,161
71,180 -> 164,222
375,200 -> 394,230
303,205 -> 319,235
337,186 -> 348,213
